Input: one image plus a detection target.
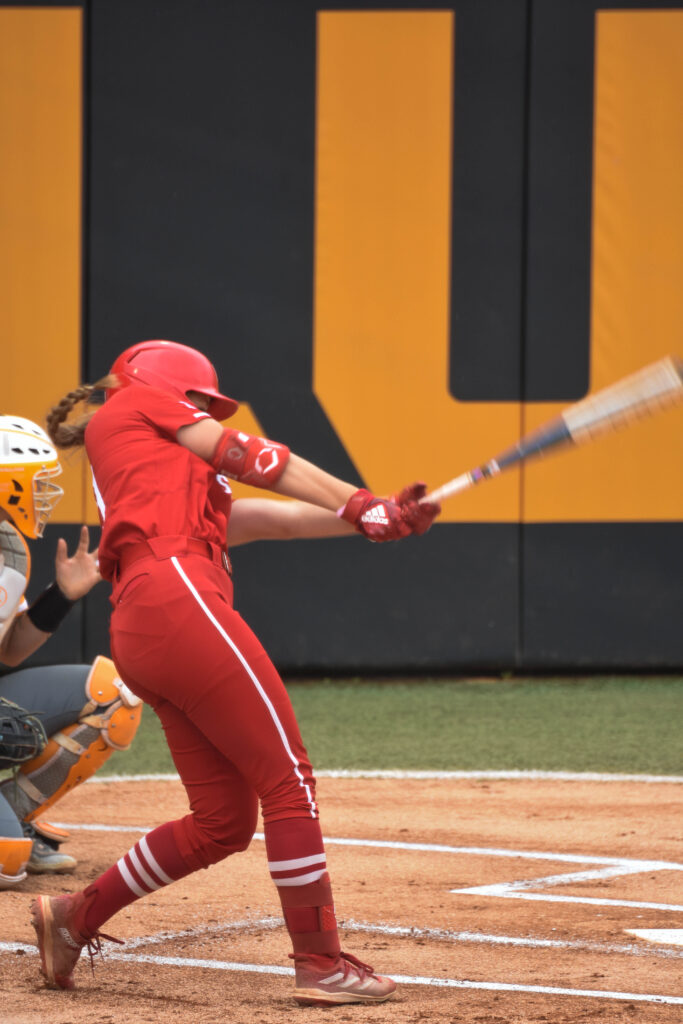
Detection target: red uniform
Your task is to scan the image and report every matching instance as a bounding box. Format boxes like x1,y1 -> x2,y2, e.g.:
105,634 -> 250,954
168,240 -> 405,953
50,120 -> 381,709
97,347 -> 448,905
30,342 -> 402,1003
86,386 -> 320,872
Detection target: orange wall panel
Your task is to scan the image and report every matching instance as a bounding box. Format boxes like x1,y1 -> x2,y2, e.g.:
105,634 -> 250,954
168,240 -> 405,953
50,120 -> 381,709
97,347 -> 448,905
0,8 -> 88,526
313,11 -> 522,522
314,9 -> 683,523
522,10 -> 683,521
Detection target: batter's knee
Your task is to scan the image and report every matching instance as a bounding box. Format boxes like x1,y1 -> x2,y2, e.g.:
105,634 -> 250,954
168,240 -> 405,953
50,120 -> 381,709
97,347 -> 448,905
259,764 -> 319,824
174,800 -> 259,872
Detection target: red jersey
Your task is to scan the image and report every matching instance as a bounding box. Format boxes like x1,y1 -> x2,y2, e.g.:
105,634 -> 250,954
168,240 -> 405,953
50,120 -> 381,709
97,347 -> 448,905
86,385 -> 232,581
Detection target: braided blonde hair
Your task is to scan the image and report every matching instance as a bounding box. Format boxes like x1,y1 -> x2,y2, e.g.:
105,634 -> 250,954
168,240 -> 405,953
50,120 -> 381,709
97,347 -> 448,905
46,375 -> 119,450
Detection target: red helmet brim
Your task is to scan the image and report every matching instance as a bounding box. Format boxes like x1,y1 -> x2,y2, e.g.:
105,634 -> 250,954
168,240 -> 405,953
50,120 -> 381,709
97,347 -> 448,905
205,392 -> 240,421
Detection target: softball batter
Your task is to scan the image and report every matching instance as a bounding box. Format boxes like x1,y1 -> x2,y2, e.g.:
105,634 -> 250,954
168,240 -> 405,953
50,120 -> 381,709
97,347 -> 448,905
32,340 -> 440,1006
0,416 -> 141,885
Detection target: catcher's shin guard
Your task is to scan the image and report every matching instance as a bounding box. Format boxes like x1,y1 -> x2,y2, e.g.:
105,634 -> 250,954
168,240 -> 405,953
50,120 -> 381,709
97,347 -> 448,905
0,656 -> 142,825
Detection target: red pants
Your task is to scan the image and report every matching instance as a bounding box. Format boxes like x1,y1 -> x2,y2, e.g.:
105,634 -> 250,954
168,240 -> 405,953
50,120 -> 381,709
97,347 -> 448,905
110,550 -> 317,872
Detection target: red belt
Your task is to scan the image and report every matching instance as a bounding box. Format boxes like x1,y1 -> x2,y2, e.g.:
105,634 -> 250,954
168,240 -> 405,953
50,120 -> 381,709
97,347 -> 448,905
116,536 -> 232,578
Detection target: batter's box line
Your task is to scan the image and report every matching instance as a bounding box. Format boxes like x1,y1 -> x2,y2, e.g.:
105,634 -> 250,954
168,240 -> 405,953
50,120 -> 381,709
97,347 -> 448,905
50,824 -> 683,868
454,861 -> 683,911
1,942 -> 682,1006
52,823 -> 683,912
121,915 -> 683,960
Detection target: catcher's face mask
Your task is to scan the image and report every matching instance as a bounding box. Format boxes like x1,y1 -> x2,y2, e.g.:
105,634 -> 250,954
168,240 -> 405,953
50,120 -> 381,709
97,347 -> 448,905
0,416 -> 64,538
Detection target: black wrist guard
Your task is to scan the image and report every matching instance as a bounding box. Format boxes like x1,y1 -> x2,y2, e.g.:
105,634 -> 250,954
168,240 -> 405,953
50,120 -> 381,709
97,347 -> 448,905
26,582 -> 75,633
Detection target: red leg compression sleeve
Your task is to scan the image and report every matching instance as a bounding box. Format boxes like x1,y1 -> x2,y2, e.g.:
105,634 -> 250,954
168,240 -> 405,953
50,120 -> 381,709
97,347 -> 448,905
80,821 -> 191,935
265,817 -> 340,956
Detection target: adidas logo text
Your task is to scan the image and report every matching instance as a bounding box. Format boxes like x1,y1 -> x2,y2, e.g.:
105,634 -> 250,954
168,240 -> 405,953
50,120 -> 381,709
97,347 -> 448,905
361,504 -> 389,526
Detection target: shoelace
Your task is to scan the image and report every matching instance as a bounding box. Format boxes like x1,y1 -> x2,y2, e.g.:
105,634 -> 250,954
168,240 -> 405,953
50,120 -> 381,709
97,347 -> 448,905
289,950 -> 376,980
84,930 -> 124,974
338,951 -> 375,980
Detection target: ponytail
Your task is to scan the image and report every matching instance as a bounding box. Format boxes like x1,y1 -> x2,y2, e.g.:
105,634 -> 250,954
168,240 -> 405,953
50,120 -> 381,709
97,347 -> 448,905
46,375 -> 119,450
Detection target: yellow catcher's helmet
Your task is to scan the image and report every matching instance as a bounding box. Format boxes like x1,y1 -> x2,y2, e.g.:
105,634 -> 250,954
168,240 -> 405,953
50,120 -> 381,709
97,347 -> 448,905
0,416 -> 63,538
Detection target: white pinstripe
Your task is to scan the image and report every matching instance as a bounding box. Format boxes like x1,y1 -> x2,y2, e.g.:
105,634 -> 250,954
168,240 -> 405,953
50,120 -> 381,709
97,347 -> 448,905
170,556 -> 317,817
91,469 -> 106,521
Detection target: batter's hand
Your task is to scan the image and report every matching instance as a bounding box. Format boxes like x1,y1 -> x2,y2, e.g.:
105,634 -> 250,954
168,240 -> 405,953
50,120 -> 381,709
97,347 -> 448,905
390,481 -> 441,536
339,489 -> 413,542
54,525 -> 101,600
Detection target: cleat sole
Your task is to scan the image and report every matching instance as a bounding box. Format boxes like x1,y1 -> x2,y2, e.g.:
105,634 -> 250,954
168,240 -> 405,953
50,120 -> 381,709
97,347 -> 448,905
293,986 -> 396,1006
30,896 -> 75,990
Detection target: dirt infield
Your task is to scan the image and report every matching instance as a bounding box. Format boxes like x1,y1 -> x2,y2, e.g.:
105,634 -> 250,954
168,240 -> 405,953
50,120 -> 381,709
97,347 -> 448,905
2,776 -> 682,1023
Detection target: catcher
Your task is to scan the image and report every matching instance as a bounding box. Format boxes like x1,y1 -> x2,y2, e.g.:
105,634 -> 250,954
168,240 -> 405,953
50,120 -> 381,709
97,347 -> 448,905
0,414 -> 142,887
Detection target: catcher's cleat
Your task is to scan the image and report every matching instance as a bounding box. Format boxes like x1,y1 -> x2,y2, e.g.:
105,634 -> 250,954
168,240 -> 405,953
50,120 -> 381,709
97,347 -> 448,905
30,892 -> 121,990
290,951 -> 397,1006
26,834 -> 77,875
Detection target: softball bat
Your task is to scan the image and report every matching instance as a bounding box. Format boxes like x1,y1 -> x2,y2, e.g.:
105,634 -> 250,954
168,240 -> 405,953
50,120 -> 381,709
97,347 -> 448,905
424,354 -> 683,504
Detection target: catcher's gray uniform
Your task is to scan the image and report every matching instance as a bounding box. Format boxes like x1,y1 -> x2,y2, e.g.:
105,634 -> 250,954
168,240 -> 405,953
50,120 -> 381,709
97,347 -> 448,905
0,663 -> 91,836
0,417 -> 142,886
0,521 -> 142,887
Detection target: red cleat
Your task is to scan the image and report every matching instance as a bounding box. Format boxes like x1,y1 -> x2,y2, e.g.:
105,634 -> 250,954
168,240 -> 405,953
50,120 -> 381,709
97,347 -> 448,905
290,950 -> 397,1005
30,893 -> 120,990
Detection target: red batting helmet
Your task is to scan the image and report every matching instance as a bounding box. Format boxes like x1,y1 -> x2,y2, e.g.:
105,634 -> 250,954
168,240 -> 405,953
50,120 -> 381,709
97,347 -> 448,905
107,340 -> 239,421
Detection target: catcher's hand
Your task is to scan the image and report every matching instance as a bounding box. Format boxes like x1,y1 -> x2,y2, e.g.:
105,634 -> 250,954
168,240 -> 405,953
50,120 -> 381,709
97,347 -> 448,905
0,696 -> 48,764
55,525 -> 101,601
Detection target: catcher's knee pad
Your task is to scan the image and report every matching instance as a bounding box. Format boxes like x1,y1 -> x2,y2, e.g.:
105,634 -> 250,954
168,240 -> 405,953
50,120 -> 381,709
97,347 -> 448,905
0,656 -> 142,824
0,835 -> 33,888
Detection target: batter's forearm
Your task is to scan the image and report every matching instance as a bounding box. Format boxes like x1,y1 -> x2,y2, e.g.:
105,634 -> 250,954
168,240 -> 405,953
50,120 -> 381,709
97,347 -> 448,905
269,453 -> 356,511
228,498 -> 356,545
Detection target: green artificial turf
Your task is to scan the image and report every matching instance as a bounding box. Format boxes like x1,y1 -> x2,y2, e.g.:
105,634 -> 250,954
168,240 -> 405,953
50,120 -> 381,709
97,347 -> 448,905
100,675 -> 683,777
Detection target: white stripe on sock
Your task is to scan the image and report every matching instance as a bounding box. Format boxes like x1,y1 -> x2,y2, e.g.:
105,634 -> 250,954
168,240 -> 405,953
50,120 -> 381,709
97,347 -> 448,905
139,834 -> 175,886
171,556 -> 317,817
129,846 -> 164,892
267,853 -> 326,872
117,856 -> 147,898
272,868 -> 327,887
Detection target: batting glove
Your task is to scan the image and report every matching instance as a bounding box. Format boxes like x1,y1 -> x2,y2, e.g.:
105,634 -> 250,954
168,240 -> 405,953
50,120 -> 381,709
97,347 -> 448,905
338,489 -> 413,542
390,481 -> 441,536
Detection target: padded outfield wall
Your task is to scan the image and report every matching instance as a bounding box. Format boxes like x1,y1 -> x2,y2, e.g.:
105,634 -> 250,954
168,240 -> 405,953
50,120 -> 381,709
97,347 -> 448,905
1,0 -> 682,671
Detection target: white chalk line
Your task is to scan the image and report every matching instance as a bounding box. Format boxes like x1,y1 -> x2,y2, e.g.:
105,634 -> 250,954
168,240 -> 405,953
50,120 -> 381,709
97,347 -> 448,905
50,824 -> 683,870
122,915 -> 281,949
337,920 -> 683,959
3,914 -> 682,961
453,859 -> 683,912
111,915 -> 683,960
1,940 -> 681,1005
51,822 -> 683,912
92,769 -> 683,783
459,891 -> 683,912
